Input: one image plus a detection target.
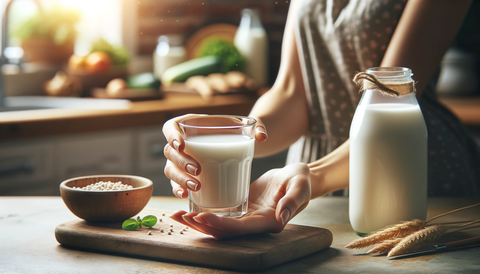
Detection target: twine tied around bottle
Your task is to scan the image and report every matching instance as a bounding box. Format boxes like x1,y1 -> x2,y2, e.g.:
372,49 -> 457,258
353,72 -> 416,97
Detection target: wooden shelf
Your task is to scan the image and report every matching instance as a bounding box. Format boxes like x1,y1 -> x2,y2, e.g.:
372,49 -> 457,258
438,96 -> 480,126
0,93 -> 257,141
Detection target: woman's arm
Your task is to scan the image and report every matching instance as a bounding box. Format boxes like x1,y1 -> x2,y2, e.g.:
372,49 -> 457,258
381,0 -> 472,96
249,0 -> 310,158
308,0 -> 472,198
308,139 -> 350,198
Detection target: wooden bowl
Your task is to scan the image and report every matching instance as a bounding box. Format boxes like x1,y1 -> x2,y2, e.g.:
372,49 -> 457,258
66,68 -> 128,97
60,175 -> 153,222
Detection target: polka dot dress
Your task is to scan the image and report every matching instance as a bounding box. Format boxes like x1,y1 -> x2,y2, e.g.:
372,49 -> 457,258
286,0 -> 480,196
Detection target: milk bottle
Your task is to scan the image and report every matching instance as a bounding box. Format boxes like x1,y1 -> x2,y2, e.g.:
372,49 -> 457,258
349,67 -> 428,235
153,35 -> 186,79
234,8 -> 268,87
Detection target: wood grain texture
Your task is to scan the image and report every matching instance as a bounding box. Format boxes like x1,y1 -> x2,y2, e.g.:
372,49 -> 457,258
0,94 -> 257,141
55,208 -> 333,271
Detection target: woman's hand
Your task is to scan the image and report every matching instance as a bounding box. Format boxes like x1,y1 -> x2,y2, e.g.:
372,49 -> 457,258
162,114 -> 268,198
169,163 -> 311,240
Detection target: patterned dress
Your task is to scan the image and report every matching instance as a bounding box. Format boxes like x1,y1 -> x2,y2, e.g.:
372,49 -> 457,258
287,0 -> 480,196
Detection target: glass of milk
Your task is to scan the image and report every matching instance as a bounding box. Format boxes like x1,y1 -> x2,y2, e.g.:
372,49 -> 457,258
179,115 -> 256,218
349,67 -> 428,236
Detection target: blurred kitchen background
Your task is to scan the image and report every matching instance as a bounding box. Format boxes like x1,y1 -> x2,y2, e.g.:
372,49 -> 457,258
0,0 -> 479,196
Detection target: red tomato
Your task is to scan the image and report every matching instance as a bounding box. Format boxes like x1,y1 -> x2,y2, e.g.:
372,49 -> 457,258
85,51 -> 112,73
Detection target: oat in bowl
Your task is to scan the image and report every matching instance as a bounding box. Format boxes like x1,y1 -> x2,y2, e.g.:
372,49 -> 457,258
60,175 -> 153,222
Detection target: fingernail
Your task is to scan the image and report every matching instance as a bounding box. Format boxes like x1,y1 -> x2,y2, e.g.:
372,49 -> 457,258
186,180 -> 198,191
173,140 -> 180,151
186,164 -> 198,176
280,208 -> 291,226
256,127 -> 268,139
176,189 -> 183,198
193,216 -> 206,224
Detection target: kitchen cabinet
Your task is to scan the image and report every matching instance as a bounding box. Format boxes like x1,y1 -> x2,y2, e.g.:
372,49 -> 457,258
134,126 -> 173,197
0,140 -> 54,195
55,130 -> 134,184
0,126 -> 170,196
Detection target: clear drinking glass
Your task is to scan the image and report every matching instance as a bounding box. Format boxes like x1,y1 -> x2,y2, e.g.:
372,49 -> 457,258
179,115 -> 256,218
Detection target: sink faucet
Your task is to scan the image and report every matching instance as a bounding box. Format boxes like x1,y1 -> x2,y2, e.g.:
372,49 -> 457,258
0,0 -> 40,107
0,0 -> 14,107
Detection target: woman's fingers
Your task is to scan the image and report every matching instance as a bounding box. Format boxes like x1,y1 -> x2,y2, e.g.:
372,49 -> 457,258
164,144 -> 201,177
162,118 -> 185,152
170,211 -> 234,239
194,212 -> 283,236
275,167 -> 311,225
165,160 -> 201,194
170,180 -> 187,198
183,213 -> 236,240
162,114 -> 200,152
253,117 -> 268,142
171,211 -> 276,240
170,211 -> 207,235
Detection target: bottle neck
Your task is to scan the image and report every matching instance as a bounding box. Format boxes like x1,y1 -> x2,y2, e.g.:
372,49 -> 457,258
240,9 -> 263,29
357,67 -> 415,97
359,89 -> 419,107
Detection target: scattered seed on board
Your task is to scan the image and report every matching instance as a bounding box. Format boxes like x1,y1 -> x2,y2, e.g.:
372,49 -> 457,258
160,228 -> 164,233
159,218 -> 162,222
168,231 -> 172,235
180,231 -> 183,234
169,224 -> 173,227
148,231 -> 152,235
162,212 -> 165,216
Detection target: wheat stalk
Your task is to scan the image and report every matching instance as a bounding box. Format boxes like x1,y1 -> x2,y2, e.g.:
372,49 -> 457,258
367,238 -> 403,255
346,203 -> 480,255
387,224 -> 446,257
426,202 -> 480,223
345,219 -> 425,249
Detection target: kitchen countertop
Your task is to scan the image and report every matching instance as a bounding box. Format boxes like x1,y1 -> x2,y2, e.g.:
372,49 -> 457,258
1,196 -> 479,273
438,96 -> 480,127
0,93 -> 257,141
0,93 -> 478,142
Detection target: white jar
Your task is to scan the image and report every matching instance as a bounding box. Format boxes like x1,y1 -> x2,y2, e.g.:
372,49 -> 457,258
349,67 -> 428,236
234,8 -> 268,87
153,35 -> 186,80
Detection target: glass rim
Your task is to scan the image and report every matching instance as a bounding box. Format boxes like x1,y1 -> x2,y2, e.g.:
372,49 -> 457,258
366,67 -> 413,78
178,115 -> 257,130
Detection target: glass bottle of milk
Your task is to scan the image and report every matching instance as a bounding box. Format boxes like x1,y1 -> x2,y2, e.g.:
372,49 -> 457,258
349,67 -> 428,236
234,8 -> 268,87
153,35 -> 186,80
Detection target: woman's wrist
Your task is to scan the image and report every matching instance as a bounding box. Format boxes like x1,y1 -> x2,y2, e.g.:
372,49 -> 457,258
307,140 -> 350,198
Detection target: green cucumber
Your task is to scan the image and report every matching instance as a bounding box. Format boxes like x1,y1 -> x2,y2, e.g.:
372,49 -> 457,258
127,72 -> 161,89
161,55 -> 222,86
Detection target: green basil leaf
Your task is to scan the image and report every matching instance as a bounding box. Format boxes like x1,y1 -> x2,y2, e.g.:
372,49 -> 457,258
141,215 -> 158,228
122,219 -> 140,230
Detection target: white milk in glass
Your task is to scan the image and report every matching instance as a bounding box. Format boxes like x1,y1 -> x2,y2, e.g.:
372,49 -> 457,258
184,134 -> 255,208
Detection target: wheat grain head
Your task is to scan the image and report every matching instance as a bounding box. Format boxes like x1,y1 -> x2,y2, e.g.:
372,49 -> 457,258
367,238 -> 403,255
387,224 -> 445,257
345,219 -> 425,249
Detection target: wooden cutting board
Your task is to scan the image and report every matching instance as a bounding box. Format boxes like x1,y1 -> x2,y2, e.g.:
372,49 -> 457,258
55,208 -> 332,272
